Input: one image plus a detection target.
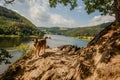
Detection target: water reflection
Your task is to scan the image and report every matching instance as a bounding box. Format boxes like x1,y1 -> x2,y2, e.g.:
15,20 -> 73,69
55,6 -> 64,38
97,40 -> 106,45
0,37 -> 31,48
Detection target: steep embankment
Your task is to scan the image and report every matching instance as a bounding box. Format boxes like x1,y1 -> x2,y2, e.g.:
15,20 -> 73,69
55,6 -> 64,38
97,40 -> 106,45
0,23 -> 120,80
0,6 -> 42,36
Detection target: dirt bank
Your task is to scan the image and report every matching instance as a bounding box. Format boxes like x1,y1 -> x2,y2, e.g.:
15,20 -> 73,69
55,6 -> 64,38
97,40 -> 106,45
0,23 -> 120,80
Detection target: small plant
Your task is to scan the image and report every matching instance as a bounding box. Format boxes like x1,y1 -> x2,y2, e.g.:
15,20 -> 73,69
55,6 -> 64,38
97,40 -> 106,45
16,43 -> 30,54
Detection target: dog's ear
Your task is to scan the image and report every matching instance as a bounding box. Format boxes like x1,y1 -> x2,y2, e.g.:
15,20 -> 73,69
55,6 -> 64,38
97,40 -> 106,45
32,38 -> 38,43
32,39 -> 34,41
44,36 -> 51,39
43,36 -> 47,39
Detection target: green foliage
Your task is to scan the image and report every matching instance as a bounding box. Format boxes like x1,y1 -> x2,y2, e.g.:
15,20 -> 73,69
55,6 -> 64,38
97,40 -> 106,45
48,0 -> 114,15
0,6 -> 43,36
1,0 -> 118,18
82,0 -> 114,15
0,48 -> 12,64
49,0 -> 78,10
38,22 -> 111,38
16,43 -> 30,54
2,0 -> 119,23
1,0 -> 114,14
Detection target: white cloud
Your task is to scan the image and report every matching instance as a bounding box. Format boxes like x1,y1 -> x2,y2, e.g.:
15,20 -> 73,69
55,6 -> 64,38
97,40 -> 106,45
84,15 -> 115,26
28,0 -> 77,27
3,0 -> 114,28
29,0 -> 49,22
0,0 -> 4,6
75,6 -> 82,13
49,14 -> 76,27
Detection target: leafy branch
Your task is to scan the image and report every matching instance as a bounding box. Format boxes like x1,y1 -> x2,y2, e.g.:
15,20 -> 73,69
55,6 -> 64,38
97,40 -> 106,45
0,48 -> 12,64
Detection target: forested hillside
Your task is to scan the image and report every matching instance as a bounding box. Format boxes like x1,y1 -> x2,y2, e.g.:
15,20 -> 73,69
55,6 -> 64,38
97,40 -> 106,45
64,22 -> 111,37
38,22 -> 111,37
0,6 -> 42,36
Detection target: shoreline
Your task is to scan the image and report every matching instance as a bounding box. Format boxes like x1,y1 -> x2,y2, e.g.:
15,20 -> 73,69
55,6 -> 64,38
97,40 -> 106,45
0,35 -> 40,38
70,36 -> 94,41
77,36 -> 94,41
0,34 -> 93,41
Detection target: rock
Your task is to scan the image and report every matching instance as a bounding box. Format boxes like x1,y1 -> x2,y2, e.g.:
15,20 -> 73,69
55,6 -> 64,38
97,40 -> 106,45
57,45 -> 80,55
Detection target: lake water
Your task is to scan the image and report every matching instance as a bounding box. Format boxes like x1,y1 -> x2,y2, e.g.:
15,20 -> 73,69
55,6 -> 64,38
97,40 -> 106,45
0,35 -> 88,74
46,34 -> 88,48
0,37 -> 31,48
0,37 -> 32,74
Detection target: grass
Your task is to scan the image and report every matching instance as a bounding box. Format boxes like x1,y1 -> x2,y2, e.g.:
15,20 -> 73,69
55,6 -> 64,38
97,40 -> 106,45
0,34 -> 41,38
16,43 -> 30,54
75,36 -> 94,41
6,43 -> 31,54
7,49 -> 18,53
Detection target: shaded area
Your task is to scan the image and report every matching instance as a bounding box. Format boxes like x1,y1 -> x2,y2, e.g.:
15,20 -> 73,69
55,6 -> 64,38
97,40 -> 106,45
0,37 -> 31,48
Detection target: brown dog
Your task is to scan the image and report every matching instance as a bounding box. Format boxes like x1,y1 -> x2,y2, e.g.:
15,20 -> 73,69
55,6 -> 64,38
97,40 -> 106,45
32,36 -> 51,57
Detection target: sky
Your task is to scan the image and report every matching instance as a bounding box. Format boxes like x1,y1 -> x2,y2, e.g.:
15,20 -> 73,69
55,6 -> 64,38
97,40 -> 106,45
0,0 -> 115,28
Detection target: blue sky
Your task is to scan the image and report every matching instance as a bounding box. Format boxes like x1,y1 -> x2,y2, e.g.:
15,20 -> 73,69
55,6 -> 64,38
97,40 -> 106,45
0,0 -> 115,28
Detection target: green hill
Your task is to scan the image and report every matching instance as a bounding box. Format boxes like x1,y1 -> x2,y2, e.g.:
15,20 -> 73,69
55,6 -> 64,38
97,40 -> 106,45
64,22 -> 111,37
0,6 -> 42,36
38,22 -> 111,39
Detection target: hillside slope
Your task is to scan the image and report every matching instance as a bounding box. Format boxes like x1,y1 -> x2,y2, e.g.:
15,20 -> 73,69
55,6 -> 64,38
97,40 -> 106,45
0,6 -> 42,36
0,23 -> 120,80
38,22 -> 111,37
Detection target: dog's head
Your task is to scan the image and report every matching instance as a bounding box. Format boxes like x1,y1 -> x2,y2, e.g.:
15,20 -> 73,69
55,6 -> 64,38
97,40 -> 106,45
32,38 -> 38,43
44,36 -> 51,39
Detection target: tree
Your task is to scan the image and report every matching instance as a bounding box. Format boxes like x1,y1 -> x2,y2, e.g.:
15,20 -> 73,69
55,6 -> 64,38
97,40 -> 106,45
3,0 -> 14,4
4,0 -> 120,26
0,49 -> 12,64
48,0 -> 120,25
82,0 -> 120,25
2,0 -> 120,25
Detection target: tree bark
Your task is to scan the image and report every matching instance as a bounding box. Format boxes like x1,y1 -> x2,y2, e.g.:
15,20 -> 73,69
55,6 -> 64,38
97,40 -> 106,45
114,0 -> 120,26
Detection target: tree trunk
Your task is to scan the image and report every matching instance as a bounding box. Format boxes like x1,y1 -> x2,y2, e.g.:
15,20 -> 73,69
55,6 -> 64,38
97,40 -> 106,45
114,0 -> 120,26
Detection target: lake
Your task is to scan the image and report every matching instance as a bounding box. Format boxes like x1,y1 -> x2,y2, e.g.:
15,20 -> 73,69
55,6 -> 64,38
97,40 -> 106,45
46,34 -> 88,48
0,37 -> 31,48
0,35 -> 88,74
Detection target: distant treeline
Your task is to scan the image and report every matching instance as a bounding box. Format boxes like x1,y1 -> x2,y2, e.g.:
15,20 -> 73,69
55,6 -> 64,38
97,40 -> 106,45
38,22 -> 111,38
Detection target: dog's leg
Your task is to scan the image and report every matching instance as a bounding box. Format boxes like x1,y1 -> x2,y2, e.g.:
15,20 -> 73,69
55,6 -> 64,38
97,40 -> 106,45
43,45 -> 45,53
38,47 -> 41,57
36,49 -> 38,58
33,49 -> 37,58
40,46 -> 43,54
43,42 -> 46,53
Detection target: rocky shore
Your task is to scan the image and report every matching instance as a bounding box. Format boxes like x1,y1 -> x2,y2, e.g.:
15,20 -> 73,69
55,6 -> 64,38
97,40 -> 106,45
0,23 -> 120,80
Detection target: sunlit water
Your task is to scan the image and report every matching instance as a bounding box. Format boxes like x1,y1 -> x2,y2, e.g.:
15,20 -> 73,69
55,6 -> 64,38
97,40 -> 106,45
46,34 -> 88,48
0,35 -> 88,74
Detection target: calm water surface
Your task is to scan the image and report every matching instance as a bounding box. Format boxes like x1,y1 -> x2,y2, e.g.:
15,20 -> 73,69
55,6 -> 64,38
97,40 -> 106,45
0,35 -> 89,74
0,37 -> 31,74
46,34 -> 88,48
0,37 -> 31,48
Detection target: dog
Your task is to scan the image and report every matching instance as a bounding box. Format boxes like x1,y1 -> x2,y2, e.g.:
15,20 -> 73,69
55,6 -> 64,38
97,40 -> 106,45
32,36 -> 51,57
